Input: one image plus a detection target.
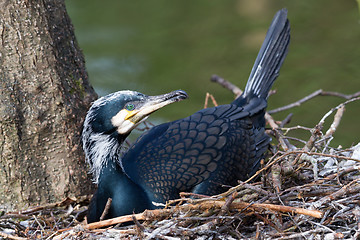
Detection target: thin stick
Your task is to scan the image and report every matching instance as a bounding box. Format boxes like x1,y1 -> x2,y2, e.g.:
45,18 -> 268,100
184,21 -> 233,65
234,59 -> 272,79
0,231 -> 27,240
7,197 -> 78,215
144,221 -> 174,240
295,150 -> 360,163
204,92 -> 210,109
268,89 -> 323,114
83,200 -> 323,230
268,90 -> 360,114
57,188 -> 324,232
323,105 -> 345,139
318,96 -> 360,127
83,210 -> 166,230
265,112 -> 295,151
311,179 -> 360,209
184,200 -> 323,219
271,228 -> 330,239
204,92 -> 219,109
100,198 -> 112,221
209,93 -> 218,106
237,181 -> 276,198
210,75 -> 243,97
282,125 -> 313,135
232,201 -> 323,219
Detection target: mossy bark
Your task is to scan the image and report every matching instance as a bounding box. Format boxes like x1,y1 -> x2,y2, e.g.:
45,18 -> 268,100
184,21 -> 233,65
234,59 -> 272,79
0,0 -> 97,210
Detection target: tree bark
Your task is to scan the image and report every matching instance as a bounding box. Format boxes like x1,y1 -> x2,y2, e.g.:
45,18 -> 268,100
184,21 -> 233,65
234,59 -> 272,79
0,0 -> 97,210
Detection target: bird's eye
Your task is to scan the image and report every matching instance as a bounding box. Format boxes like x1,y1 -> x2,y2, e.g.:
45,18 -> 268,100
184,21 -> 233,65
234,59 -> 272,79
125,103 -> 135,111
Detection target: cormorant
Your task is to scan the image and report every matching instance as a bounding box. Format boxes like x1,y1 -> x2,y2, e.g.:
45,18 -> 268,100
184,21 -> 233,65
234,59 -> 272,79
83,9 -> 290,223
82,90 -> 188,221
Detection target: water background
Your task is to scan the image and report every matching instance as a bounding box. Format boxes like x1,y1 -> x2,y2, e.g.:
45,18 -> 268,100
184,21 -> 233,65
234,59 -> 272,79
66,0 -> 360,147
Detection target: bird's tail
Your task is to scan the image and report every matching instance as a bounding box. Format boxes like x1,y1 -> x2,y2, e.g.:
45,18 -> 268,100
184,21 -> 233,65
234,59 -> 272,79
233,9 -> 290,105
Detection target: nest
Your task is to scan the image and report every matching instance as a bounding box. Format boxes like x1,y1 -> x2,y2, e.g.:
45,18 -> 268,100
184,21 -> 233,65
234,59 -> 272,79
1,77 -> 360,239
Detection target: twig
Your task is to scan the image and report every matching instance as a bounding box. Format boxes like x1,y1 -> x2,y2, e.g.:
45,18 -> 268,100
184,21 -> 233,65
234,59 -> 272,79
323,105 -> 345,140
0,214 -> 32,220
209,93 -> 218,106
60,195 -> 323,232
230,201 -> 323,218
204,92 -> 209,109
144,220 -> 174,240
7,197 -> 79,215
204,92 -> 218,108
33,215 -> 45,233
132,214 -> 145,236
83,212 -> 147,230
311,179 -> 360,209
219,192 -> 237,216
296,151 -> 360,163
0,231 -> 27,240
237,181 -> 276,198
254,212 -> 283,233
320,90 -> 360,99
179,192 -> 211,199
296,117 -> 337,165
210,75 -> 243,97
282,136 -> 307,144
255,222 -> 262,239
303,125 -> 323,153
268,89 -> 360,114
280,113 -> 293,127
265,112 -> 295,151
271,164 -> 282,193
353,207 -> 360,239
318,96 -> 360,126
272,228 -> 331,239
282,125 -> 313,135
99,198 -> 112,221
269,89 -> 323,114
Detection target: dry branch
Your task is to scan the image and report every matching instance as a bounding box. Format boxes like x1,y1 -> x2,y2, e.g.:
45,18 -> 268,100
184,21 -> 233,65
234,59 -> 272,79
0,231 -> 27,240
323,105 -> 345,139
78,199 -> 323,231
204,92 -> 218,108
210,75 -> 243,97
268,89 -> 360,114
311,179 -> 360,209
99,198 -> 112,221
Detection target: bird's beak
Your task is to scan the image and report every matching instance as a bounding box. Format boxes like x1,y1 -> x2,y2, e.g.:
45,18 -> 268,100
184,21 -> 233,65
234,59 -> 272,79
125,90 -> 188,124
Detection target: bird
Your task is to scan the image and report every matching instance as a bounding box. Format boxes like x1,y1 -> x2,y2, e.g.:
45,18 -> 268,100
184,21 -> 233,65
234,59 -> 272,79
82,90 -> 188,221
83,9 -> 290,223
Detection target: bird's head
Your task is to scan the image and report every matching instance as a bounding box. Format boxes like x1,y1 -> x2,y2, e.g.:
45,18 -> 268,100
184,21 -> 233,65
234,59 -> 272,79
85,89 -> 188,137
82,89 -> 188,183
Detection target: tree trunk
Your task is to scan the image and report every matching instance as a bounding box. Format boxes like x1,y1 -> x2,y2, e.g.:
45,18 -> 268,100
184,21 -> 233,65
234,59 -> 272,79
0,0 -> 97,210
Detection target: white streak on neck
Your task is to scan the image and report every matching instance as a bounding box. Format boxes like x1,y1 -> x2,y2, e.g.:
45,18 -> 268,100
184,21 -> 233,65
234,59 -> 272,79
82,107 -> 122,184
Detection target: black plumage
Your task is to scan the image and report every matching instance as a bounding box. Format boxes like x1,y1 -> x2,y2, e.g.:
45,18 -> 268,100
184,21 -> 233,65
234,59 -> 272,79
83,9 -> 290,223
122,105 -> 269,203
83,90 -> 188,221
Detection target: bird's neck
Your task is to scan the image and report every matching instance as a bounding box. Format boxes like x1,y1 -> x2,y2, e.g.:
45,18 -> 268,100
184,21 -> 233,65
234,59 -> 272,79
98,155 -> 126,183
83,131 -> 128,184
93,154 -> 153,219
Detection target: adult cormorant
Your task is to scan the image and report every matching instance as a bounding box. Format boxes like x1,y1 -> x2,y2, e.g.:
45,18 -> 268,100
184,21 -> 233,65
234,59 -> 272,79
83,9 -> 290,223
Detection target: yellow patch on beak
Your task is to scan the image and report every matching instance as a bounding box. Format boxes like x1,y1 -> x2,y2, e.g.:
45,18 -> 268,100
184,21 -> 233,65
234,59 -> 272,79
124,110 -> 136,120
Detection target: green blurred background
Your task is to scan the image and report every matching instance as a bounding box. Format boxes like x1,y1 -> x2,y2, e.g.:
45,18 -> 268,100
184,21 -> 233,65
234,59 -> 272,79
66,0 -> 360,148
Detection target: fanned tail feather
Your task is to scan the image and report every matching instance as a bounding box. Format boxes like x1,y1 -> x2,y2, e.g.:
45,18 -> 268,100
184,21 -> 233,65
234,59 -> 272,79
234,9 -> 290,105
